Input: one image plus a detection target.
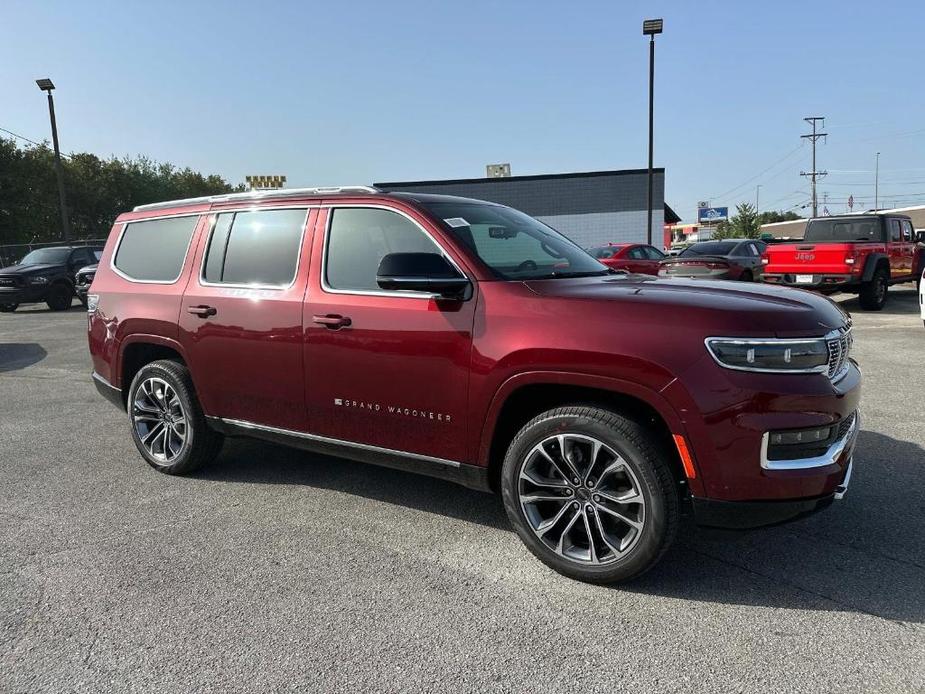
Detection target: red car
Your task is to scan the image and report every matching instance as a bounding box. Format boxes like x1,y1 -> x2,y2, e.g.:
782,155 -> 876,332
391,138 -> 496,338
589,243 -> 665,275
87,187 -> 859,584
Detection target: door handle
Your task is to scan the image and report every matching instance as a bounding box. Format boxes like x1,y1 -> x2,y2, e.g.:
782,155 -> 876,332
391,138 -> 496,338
187,305 -> 217,317
313,314 -> 352,329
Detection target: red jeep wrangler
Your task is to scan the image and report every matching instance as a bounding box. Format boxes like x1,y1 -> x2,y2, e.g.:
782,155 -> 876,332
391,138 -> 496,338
762,213 -> 922,310
87,187 -> 859,583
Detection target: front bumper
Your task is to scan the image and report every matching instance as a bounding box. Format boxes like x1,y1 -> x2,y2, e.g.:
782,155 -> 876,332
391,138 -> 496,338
0,286 -> 46,304
692,458 -> 853,529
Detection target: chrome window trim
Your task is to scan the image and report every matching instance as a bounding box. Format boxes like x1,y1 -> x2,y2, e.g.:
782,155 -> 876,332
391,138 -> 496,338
760,411 -> 859,471
198,206 -> 314,291
110,212 -> 202,285
319,203 -> 472,300
214,417 -> 462,468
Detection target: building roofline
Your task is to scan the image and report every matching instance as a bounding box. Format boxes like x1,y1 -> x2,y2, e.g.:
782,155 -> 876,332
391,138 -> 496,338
376,168 -> 666,188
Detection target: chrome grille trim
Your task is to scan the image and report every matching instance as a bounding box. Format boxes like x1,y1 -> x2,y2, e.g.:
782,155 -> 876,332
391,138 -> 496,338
826,327 -> 853,382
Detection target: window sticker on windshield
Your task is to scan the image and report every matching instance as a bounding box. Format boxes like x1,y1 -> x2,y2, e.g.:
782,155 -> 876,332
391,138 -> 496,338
443,217 -> 469,228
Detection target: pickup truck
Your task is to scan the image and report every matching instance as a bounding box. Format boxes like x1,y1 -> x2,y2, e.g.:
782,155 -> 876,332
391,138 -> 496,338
762,213 -> 924,310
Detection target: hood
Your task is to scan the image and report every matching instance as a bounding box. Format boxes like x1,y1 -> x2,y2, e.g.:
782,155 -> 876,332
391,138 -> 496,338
0,262 -> 66,276
523,275 -> 850,337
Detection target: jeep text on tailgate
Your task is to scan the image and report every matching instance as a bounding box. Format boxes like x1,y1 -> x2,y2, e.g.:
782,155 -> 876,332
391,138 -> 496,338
87,186 -> 860,583
762,213 -> 922,310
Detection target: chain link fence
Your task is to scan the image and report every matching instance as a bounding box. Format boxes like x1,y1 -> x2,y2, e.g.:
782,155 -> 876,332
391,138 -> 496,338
0,239 -> 106,268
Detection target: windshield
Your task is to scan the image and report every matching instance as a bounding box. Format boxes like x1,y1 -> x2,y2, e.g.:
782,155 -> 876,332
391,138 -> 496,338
804,218 -> 884,242
679,242 -> 737,257
19,248 -> 71,265
422,201 -> 609,280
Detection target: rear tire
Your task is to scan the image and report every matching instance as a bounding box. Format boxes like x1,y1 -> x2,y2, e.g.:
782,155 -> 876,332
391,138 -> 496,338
739,270 -> 753,282
859,267 -> 888,311
127,359 -> 224,475
0,303 -> 17,312
501,405 -> 679,584
45,283 -> 73,311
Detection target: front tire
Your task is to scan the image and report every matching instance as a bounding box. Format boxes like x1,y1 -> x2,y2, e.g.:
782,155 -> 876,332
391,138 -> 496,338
501,406 -> 679,584
0,303 -> 17,312
128,360 -> 223,475
859,267 -> 888,310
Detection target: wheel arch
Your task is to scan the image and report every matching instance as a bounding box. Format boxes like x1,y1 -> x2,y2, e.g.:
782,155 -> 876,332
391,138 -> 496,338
478,372 -> 700,496
118,335 -> 189,406
860,253 -> 890,282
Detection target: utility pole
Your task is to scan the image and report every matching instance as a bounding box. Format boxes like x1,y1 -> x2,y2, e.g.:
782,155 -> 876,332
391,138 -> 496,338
755,184 -> 761,215
874,152 -> 880,210
799,116 -> 827,218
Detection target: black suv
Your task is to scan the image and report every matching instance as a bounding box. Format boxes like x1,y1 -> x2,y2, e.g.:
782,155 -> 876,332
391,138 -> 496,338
0,246 -> 102,312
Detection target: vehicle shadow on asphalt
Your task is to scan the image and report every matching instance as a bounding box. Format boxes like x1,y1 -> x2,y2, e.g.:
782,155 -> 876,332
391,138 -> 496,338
632,429 -> 925,624
196,430 -> 924,623
0,343 -> 48,373
834,285 -> 919,317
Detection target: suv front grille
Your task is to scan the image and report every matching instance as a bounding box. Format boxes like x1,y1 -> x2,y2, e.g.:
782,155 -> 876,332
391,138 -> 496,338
826,327 -> 852,380
0,276 -> 22,288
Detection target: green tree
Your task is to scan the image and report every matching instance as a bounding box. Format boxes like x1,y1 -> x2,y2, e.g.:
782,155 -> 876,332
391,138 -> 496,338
0,137 -> 243,245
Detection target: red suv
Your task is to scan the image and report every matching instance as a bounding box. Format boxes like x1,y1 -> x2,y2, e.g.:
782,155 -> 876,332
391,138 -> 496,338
87,186 -> 859,583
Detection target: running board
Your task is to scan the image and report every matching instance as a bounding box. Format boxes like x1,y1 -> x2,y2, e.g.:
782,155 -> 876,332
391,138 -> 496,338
206,417 -> 491,492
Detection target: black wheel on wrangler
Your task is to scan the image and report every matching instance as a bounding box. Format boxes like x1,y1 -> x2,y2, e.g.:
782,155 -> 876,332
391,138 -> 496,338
128,359 -> 223,475
501,406 -> 678,584
45,283 -> 73,311
859,267 -> 888,310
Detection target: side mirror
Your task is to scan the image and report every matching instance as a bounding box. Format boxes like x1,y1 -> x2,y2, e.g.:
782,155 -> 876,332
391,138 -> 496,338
376,253 -> 471,300
916,230 -> 925,243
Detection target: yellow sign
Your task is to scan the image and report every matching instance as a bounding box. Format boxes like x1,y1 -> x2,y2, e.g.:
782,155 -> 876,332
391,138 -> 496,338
245,175 -> 287,190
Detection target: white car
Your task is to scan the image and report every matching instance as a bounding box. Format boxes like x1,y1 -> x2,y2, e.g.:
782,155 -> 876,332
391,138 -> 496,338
920,267 -> 924,328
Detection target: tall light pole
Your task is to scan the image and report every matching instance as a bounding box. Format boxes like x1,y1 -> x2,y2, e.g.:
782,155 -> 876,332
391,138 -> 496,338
643,18 -> 663,247
874,152 -> 880,211
36,78 -> 70,242
755,184 -> 761,215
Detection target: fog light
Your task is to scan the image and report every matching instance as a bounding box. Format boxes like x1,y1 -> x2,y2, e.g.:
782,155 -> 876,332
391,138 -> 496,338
769,426 -> 832,446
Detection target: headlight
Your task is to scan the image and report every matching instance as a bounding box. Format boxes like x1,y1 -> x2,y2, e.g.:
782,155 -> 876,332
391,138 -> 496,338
705,337 -> 829,373
29,276 -> 49,285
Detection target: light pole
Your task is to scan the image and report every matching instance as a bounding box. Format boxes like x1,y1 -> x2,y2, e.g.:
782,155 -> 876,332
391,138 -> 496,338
643,18 -> 663,247
36,78 -> 70,242
755,184 -> 761,215
874,152 -> 880,211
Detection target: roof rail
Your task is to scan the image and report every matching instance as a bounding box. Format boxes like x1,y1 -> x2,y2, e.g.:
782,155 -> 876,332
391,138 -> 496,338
132,186 -> 381,212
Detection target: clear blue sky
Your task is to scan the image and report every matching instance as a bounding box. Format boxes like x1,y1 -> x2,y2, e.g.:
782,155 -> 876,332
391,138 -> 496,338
3,0 -> 925,222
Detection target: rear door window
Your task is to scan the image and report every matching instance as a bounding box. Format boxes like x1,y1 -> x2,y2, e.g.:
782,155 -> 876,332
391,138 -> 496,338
114,215 -> 199,282
628,247 -> 648,260
202,209 -> 307,286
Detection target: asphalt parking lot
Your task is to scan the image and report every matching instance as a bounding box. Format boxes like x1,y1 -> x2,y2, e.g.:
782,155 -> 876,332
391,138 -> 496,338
1,288 -> 923,693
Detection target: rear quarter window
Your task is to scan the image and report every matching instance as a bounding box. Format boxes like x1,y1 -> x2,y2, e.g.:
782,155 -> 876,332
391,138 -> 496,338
113,215 -> 199,282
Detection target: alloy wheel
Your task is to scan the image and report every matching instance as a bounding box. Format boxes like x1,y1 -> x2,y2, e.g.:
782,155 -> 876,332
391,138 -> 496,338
132,377 -> 188,463
517,433 -> 646,565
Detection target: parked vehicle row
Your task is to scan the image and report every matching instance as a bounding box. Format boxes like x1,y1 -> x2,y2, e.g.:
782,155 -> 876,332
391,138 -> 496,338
85,186 -> 858,584
0,245 -> 102,312
589,240 -> 767,282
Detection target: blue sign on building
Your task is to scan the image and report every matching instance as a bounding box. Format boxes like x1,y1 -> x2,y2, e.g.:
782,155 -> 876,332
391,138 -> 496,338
698,207 -> 728,223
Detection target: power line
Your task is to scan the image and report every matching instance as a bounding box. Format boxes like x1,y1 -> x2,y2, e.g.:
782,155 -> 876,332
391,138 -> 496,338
0,125 -> 72,160
707,143 -> 805,202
